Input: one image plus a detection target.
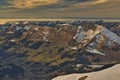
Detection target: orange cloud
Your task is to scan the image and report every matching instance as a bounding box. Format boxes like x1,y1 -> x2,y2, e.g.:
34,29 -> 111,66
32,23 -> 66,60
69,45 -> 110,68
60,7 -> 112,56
93,0 -> 108,4
8,0 -> 59,9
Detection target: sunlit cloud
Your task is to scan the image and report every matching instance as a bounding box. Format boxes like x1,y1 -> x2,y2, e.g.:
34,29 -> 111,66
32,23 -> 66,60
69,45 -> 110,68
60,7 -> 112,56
0,0 -> 109,9
8,0 -> 59,9
93,0 -> 108,4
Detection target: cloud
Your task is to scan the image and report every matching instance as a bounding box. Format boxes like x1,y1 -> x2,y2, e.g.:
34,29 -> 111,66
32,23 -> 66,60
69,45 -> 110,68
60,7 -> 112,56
93,0 -> 108,4
0,0 -> 120,18
7,0 -> 59,9
0,0 -> 109,9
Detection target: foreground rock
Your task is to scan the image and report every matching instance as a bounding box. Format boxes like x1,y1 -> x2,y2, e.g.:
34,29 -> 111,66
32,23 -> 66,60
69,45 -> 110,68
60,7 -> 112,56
52,64 -> 120,80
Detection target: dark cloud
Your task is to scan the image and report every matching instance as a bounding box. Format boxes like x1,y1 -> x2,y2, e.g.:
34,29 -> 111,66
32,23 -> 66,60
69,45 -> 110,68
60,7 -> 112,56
64,0 -> 89,3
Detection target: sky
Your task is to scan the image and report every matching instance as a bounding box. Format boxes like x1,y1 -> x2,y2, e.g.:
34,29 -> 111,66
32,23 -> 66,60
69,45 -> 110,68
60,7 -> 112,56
0,0 -> 120,18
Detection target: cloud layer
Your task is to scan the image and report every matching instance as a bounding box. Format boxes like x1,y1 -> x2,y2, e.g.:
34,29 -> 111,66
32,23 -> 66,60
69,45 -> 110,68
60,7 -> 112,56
0,0 -> 120,18
7,0 -> 59,9
0,0 -> 110,9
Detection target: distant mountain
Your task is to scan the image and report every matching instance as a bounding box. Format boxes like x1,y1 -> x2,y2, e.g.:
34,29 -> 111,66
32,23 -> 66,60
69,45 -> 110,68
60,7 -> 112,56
0,21 -> 120,80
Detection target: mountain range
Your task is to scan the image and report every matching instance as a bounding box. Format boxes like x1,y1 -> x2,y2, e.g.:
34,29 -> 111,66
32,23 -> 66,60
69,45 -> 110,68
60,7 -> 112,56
0,20 -> 120,80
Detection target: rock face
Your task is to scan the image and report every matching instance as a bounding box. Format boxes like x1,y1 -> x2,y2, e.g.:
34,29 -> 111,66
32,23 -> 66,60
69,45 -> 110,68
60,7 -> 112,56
70,25 -> 102,49
101,26 -> 120,44
72,24 -> 120,48
68,24 -> 120,57
0,21 -> 120,80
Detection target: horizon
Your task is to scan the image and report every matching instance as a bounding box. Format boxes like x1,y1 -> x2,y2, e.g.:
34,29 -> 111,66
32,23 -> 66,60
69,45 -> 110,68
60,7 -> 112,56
0,18 -> 120,24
